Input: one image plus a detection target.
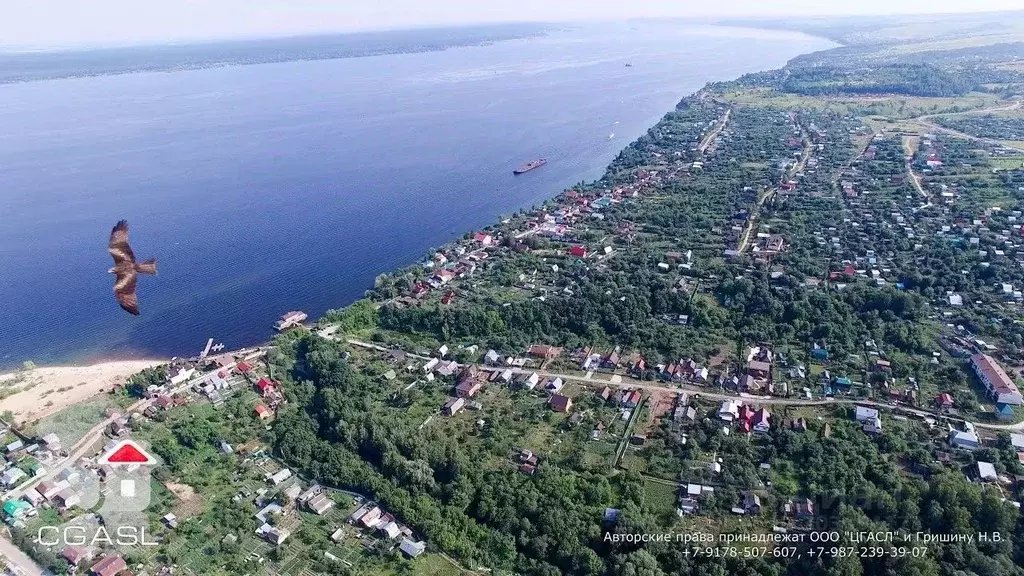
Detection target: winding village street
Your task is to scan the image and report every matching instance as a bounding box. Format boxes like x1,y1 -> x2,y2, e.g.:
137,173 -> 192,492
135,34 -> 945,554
342,339 -> 1024,432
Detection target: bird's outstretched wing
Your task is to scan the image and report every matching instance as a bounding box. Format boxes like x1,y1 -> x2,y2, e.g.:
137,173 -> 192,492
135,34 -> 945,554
114,272 -> 140,315
108,220 -> 136,264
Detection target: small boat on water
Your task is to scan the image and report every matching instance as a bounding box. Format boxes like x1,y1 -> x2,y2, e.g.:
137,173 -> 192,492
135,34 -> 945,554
624,63 -> 633,67
608,133 -> 615,139
513,158 -> 547,174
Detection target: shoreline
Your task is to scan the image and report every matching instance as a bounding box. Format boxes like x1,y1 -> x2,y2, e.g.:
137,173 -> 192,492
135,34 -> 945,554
0,359 -> 165,423
0,24 -> 838,374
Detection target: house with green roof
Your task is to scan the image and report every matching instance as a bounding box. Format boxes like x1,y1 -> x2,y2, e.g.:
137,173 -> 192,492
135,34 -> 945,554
3,499 -> 31,521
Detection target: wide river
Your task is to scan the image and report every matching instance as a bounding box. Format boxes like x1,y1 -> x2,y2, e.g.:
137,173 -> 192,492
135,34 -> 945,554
0,21 -> 833,368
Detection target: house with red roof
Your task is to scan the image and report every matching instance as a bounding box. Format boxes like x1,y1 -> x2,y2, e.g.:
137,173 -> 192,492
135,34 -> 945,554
738,404 -> 755,423
153,394 -> 173,410
528,344 -> 562,360
411,283 -> 430,298
255,377 -> 278,397
255,404 -> 272,420
568,245 -> 588,258
622,390 -> 641,408
472,232 -> 493,246
236,361 -> 253,373
89,554 -> 126,576
61,545 -> 92,567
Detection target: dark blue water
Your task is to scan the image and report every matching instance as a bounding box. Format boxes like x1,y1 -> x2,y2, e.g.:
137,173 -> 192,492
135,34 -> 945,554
0,22 -> 832,368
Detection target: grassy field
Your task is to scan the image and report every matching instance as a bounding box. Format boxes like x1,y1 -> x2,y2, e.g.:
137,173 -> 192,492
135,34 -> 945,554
990,157 -> 1024,170
722,89 -> 1004,120
643,479 -> 680,518
35,394 -> 120,447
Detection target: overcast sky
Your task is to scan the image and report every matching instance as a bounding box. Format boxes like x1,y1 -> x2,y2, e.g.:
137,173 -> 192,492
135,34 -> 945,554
3,0 -> 1023,50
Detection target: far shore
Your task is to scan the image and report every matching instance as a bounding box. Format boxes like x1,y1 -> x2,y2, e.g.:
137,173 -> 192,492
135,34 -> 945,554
0,359 -> 165,424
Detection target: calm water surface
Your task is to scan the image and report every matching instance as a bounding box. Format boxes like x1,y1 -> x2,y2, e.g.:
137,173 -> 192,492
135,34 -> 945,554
0,22 -> 833,368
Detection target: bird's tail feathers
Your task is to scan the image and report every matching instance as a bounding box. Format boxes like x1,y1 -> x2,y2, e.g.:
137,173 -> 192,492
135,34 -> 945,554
135,259 -> 157,275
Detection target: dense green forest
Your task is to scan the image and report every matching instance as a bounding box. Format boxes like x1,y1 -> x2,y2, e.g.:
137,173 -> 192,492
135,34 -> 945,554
780,64 -> 974,97
267,332 -> 1024,576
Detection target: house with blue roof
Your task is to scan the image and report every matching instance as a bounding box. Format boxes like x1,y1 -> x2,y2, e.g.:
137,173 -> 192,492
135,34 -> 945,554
996,403 -> 1015,421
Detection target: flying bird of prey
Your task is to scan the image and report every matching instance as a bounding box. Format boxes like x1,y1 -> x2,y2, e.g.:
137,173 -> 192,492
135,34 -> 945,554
107,220 -> 157,315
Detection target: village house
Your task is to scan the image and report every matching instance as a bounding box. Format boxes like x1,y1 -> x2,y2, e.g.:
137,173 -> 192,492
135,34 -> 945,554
1,467 -> 26,487
785,497 -> 815,520
976,461 -> 998,482
40,433 -> 61,452
255,377 -> 278,397
718,400 -> 740,422
854,406 -> 878,423
677,483 -> 715,515
256,523 -> 291,545
742,492 -> 762,515
443,397 -> 465,416
621,390 -> 641,408
400,538 -> 427,558
549,394 -> 573,413
949,428 -> 980,451
22,488 -> 44,507
359,506 -> 384,529
61,545 -> 93,568
267,468 -> 292,486
747,360 -> 771,380
970,354 -> 1023,405
255,404 -> 273,420
273,311 -> 307,331
751,408 -> 771,434
378,518 -> 403,539
455,377 -> 482,398
89,553 -> 127,576
528,344 -> 562,360
512,372 -> 539,390
862,414 -> 883,435
935,393 -> 955,410
544,377 -> 565,393
54,488 -> 81,509
435,360 -> 460,377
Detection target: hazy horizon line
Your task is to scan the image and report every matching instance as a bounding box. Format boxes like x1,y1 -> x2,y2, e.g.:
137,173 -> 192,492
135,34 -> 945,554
2,9 -> 1022,54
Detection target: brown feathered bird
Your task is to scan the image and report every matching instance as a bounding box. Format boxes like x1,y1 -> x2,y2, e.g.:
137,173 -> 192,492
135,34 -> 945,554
107,220 -> 157,315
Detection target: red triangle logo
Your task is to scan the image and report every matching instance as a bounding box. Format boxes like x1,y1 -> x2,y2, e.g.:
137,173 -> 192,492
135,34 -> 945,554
98,440 -> 157,465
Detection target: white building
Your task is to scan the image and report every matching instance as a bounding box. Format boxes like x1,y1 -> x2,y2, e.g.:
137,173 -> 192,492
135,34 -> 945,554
717,400 -> 740,422
970,354 -> 1023,405
400,538 -> 426,558
949,430 -> 980,451
854,406 -> 879,422
977,461 -> 998,482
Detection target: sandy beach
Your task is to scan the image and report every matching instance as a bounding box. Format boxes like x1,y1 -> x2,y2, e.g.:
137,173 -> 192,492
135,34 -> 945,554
0,359 -> 164,423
